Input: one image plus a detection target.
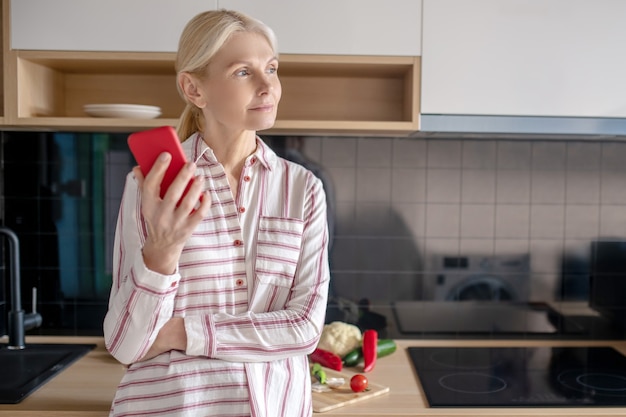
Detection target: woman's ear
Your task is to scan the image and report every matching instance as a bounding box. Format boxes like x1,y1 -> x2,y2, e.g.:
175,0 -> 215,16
178,72 -> 206,108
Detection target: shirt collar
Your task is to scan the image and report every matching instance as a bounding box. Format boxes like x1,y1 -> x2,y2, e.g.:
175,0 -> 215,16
181,132 -> 276,171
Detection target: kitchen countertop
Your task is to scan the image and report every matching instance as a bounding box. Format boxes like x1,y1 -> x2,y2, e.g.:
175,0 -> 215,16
0,336 -> 122,417
2,335 -> 626,416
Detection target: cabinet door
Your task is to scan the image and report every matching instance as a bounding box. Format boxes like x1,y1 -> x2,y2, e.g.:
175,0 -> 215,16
421,0 -> 626,118
11,0 -> 217,52
219,0 -> 422,56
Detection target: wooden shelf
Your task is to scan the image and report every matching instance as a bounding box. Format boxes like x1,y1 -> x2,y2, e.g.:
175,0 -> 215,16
3,47 -> 420,136
273,54 -> 420,136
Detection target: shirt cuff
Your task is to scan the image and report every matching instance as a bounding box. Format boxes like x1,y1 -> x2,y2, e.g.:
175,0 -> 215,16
132,254 -> 180,293
184,315 -> 214,357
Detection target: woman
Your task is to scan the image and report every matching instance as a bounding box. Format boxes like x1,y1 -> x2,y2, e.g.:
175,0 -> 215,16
103,9 -> 330,417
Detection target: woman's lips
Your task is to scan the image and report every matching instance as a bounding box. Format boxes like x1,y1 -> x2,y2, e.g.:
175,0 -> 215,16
249,104 -> 274,112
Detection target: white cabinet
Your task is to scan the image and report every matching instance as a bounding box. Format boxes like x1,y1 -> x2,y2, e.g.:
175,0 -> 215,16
11,0 -> 217,52
421,0 -> 626,119
219,0 -> 422,56
11,0 -> 421,56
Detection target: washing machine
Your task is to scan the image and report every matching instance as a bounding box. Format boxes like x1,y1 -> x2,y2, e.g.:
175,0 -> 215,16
423,254 -> 530,301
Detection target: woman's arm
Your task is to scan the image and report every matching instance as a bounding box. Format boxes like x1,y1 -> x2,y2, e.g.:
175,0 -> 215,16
103,154 -> 211,364
102,173 -> 181,364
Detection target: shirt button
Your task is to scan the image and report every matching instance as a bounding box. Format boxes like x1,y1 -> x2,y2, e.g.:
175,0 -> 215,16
250,157 -> 257,165
239,207 -> 246,213
236,279 -> 244,286
234,239 -> 243,247
243,175 -> 251,182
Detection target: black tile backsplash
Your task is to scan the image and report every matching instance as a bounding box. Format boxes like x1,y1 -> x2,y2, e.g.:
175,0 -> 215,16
1,131 -> 132,336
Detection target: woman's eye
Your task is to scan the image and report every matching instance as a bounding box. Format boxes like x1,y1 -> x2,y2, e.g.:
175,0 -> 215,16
267,66 -> 278,75
235,69 -> 250,77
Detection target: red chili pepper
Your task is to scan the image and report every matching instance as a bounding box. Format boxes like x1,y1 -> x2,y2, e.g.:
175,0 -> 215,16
309,347 -> 343,371
362,329 -> 378,372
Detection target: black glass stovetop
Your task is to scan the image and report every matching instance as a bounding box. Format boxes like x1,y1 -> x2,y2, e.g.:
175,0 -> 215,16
408,346 -> 626,407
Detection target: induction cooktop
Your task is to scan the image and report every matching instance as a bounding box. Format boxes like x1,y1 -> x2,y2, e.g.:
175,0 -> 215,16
408,346 -> 626,407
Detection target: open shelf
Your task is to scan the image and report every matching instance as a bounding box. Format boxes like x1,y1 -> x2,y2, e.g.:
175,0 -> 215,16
272,55 -> 420,136
13,51 -> 181,131
5,49 -> 420,135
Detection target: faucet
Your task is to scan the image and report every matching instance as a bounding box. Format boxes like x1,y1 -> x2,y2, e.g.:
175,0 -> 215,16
0,227 -> 42,349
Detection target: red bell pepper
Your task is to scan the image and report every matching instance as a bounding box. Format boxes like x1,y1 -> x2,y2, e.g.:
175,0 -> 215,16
362,329 -> 378,372
309,347 -> 343,371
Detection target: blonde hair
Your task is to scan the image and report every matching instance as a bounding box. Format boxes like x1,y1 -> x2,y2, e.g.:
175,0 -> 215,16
175,9 -> 278,141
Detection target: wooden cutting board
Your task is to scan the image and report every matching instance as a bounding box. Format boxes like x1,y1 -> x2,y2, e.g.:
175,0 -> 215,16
311,367 -> 390,413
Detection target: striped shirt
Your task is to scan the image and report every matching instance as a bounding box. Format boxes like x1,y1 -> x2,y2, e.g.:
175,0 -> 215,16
103,134 -> 330,417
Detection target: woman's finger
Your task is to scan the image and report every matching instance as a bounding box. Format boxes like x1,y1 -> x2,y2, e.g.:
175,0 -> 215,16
163,161 -> 197,206
143,152 -> 172,198
175,174 -> 206,215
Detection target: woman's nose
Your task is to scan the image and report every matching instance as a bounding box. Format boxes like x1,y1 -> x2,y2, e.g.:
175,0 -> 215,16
257,74 -> 275,95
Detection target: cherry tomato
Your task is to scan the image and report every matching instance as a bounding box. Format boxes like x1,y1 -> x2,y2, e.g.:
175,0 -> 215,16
350,374 -> 368,392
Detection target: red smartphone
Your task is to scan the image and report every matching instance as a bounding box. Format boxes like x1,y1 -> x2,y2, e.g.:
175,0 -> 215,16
127,126 -> 190,199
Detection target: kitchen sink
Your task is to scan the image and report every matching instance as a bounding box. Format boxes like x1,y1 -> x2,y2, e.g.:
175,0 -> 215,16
0,343 -> 95,404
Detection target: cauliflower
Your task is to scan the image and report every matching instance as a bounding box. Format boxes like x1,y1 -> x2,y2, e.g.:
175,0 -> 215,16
316,321 -> 362,358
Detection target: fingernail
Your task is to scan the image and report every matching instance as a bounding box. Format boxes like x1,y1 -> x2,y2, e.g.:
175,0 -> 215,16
159,152 -> 171,161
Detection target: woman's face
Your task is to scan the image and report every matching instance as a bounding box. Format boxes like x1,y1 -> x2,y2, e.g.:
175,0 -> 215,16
201,31 -> 281,134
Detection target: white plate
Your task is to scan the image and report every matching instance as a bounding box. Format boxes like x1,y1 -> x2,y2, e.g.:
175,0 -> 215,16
84,104 -> 161,119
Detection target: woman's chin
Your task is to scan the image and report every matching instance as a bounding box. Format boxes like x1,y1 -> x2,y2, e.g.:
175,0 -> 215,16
252,118 -> 277,132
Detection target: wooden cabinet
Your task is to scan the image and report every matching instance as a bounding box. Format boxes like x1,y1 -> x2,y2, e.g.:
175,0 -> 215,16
220,0 -> 422,56
7,50 -> 181,131
421,0 -> 626,119
2,0 -> 420,135
5,50 -> 420,135
272,54 -> 420,135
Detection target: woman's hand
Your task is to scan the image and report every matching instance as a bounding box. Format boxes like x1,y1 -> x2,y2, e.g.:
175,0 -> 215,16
140,317 -> 187,361
134,152 -> 212,275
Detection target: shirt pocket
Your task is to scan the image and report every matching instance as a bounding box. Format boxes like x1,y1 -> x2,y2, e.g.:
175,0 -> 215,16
255,216 -> 304,288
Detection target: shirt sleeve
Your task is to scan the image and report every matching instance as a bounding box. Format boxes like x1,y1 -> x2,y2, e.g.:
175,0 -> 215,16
184,172 -> 331,361
102,172 -> 181,365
